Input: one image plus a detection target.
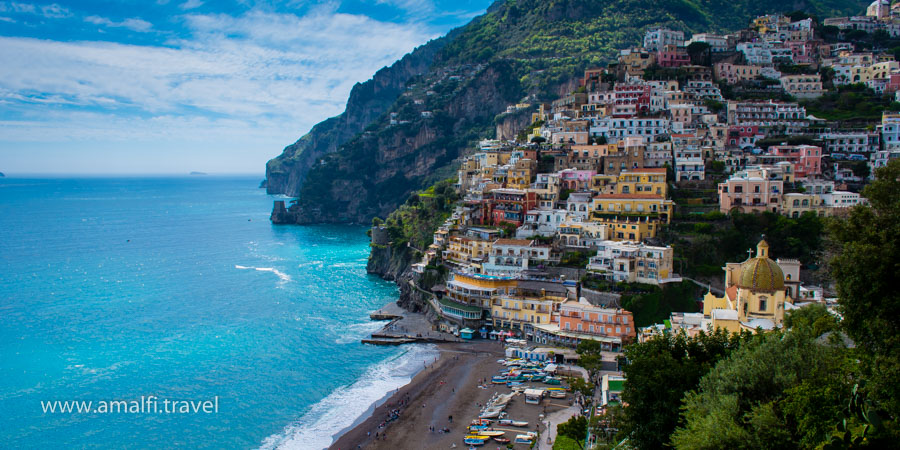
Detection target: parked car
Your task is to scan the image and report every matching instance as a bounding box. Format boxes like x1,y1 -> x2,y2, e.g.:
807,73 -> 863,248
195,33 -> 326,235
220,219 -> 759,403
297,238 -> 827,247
830,153 -> 846,160
847,154 -> 866,161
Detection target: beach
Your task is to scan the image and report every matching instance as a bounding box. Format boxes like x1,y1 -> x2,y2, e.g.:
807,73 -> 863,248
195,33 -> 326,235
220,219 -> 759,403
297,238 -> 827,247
331,340 -> 580,450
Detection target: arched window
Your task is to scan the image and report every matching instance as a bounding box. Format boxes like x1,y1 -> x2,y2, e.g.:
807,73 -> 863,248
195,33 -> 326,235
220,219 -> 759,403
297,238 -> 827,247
759,296 -> 768,312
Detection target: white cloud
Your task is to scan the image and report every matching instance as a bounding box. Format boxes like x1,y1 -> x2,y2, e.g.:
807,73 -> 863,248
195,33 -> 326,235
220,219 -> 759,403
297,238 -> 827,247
85,15 -> 153,32
40,3 -> 69,18
180,0 -> 204,10
0,7 -> 437,152
0,2 -> 35,13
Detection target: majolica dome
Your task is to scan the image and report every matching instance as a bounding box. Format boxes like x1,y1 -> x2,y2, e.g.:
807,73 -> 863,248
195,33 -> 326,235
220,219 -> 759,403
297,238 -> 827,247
737,240 -> 784,291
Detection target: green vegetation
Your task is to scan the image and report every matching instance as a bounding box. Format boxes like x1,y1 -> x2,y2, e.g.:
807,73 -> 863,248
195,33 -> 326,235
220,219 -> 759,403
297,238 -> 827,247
619,329 -> 752,449
801,84 -> 900,123
557,415 -> 588,449
619,281 -> 702,327
665,211 -> 825,278
829,159 -> 900,428
380,179 -> 458,250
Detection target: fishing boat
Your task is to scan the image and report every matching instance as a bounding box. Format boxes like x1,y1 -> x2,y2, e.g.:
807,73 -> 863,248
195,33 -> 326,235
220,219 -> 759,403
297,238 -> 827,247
468,425 -> 489,431
544,377 -> 562,385
491,376 -> 507,384
478,431 -> 505,437
493,437 -> 511,444
549,390 -> 566,399
510,420 -> 529,427
479,409 -> 502,419
463,436 -> 487,446
514,435 -> 534,444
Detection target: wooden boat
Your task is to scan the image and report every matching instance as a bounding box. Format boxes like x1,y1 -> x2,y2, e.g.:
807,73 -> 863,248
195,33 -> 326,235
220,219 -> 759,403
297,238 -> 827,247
493,437 -> 511,444
478,431 -> 505,437
463,436 -> 486,446
514,435 -> 534,444
468,425 -> 489,431
491,376 -> 508,384
510,420 -> 529,427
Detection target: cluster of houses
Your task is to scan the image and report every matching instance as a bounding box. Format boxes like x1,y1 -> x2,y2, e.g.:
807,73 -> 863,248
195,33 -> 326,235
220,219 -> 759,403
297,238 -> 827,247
392,7 -> 900,352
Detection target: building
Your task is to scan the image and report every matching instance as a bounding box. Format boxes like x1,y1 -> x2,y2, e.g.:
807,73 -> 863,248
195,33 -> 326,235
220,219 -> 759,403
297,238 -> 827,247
726,100 -> 808,134
686,33 -> 729,52
485,189 -> 537,227
821,131 -> 880,155
714,63 -> 762,84
586,240 -> 675,285
821,191 -> 863,209
442,271 -> 518,324
701,241 -> 796,333
657,44 -> 691,68
780,74 -> 825,99
534,299 -> 635,351
718,166 -> 784,213
482,239 -> 551,277
674,146 -> 705,181
443,236 -> 494,266
782,193 -> 828,218
591,193 -> 674,241
644,28 -> 685,52
491,281 -> 569,338
764,145 -> 823,178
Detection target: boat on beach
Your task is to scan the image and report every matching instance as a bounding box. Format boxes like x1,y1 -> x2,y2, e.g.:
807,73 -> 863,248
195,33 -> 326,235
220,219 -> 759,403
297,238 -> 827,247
464,436 -> 488,445
493,437 -> 511,444
478,430 -> 505,437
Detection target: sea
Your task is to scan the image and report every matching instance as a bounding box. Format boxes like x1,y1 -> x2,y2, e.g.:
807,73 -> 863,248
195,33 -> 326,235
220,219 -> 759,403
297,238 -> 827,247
0,175 -> 438,449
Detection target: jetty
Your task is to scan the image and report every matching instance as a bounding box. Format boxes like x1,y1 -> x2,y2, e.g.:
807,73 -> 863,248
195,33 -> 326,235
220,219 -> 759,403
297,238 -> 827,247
364,302 -> 462,345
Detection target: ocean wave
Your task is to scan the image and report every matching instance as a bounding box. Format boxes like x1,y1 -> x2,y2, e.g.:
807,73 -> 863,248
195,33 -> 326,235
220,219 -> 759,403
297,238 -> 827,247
258,344 -> 439,450
235,265 -> 292,283
332,321 -> 385,345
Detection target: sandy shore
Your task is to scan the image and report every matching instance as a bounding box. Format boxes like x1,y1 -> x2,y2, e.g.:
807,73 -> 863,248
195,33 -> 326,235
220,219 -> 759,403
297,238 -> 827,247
331,340 -> 577,450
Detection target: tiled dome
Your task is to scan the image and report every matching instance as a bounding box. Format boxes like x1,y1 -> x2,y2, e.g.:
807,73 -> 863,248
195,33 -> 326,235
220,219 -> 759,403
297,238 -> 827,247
737,240 -> 784,291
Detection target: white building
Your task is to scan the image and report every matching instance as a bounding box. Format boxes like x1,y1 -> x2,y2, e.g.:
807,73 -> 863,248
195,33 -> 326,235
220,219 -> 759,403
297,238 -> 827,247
674,147 -> 705,181
483,239 -> 551,277
821,131 -> 879,155
686,33 -> 729,52
644,28 -> 685,52
822,191 -> 863,208
587,241 -> 676,285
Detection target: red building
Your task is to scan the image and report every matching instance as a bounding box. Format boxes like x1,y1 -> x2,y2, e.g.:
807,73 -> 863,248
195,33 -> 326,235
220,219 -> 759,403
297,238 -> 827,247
613,84 -> 651,116
484,188 -> 537,227
727,125 -> 764,148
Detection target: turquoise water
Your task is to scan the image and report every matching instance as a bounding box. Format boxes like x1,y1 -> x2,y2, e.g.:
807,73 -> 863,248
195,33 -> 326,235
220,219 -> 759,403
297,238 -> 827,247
0,176 -> 435,449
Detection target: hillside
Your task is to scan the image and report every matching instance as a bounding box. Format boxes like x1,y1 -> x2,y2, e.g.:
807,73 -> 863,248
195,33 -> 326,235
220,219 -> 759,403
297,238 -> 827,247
265,0 -> 868,224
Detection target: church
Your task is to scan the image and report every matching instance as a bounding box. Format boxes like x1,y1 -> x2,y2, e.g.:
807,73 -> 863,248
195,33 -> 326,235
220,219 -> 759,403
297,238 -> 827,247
702,240 -> 801,333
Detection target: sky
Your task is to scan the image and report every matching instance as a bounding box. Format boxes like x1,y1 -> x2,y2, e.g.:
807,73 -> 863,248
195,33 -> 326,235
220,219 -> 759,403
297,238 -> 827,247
0,0 -> 495,175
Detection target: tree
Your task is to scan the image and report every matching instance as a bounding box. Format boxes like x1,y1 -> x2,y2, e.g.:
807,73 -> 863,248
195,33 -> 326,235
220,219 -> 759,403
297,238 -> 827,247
531,136 -> 547,144
576,339 -> 604,380
828,159 -> 900,427
557,415 -> 588,449
671,327 -> 851,449
619,329 -> 749,449
686,41 -> 711,66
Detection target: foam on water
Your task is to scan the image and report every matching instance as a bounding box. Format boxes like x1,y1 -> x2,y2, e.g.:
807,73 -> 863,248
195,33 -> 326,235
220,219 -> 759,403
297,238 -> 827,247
235,264 -> 292,283
259,344 -> 439,450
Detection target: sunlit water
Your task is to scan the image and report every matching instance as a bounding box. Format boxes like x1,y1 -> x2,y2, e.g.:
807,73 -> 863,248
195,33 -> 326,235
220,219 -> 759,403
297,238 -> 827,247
0,176 -> 435,448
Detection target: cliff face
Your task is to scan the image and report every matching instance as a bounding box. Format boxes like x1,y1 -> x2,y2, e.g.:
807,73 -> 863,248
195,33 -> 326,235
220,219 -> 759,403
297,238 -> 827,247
287,60 -> 523,224
265,37 -> 449,196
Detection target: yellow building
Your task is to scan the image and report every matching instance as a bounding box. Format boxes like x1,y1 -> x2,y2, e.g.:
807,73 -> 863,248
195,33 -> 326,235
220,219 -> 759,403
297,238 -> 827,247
615,168 -> 669,197
443,236 -> 493,266
781,193 -> 828,218
491,294 -> 566,331
507,159 -> 536,190
702,241 -> 794,333
591,193 -> 674,240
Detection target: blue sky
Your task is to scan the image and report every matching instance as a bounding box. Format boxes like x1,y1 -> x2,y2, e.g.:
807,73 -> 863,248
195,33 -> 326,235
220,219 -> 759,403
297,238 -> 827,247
0,0 -> 494,174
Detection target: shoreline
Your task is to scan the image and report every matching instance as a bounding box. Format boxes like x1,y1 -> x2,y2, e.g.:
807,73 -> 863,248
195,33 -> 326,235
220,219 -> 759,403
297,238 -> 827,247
329,341 -> 505,450
327,344 -> 443,447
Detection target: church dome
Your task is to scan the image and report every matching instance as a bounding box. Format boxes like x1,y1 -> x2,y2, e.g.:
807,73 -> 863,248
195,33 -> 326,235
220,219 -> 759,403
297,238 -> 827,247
737,240 -> 784,291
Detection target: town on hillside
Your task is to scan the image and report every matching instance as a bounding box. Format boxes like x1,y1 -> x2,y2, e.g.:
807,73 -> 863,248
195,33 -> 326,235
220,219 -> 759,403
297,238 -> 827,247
365,5 -> 900,448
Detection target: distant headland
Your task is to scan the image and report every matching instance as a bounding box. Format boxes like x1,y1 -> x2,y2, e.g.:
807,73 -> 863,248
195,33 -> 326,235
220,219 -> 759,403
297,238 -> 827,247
189,171 -> 207,176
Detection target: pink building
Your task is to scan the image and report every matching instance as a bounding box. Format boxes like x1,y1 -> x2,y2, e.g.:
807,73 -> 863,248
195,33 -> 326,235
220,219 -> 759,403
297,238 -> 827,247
718,167 -> 784,213
766,145 -> 822,178
787,40 -> 818,65
557,300 -> 636,351
559,169 -> 597,191
656,44 -> 690,68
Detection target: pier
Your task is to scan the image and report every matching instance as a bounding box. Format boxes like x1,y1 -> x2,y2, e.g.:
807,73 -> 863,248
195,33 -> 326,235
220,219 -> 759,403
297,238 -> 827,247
364,302 -> 462,345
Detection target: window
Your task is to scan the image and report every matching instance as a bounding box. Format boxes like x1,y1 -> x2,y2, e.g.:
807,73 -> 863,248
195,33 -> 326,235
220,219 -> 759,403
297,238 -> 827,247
759,296 -> 768,311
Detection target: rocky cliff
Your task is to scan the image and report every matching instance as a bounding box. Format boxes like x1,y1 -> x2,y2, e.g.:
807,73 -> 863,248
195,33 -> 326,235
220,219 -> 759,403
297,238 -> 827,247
265,36 -> 450,196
